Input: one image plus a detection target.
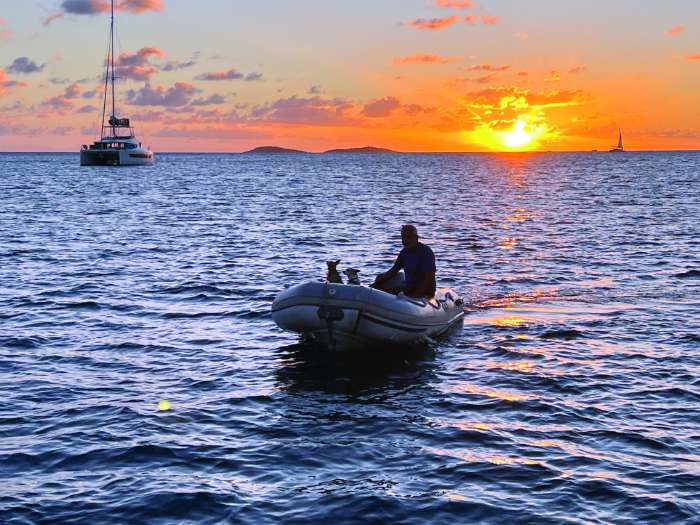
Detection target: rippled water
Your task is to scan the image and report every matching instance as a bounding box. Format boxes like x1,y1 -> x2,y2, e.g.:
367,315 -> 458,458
1,152 -> 699,524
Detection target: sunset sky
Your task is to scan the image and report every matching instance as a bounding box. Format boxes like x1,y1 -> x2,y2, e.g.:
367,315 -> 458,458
1,0 -> 699,152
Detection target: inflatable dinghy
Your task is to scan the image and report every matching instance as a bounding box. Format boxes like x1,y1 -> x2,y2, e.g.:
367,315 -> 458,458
271,282 -> 465,350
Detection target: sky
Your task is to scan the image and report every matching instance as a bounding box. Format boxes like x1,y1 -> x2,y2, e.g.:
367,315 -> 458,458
0,0 -> 699,152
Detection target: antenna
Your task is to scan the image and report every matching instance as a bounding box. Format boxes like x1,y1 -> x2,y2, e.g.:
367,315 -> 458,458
111,0 -> 116,119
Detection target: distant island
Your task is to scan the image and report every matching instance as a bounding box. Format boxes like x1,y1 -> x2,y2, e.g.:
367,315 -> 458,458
240,145 -> 398,154
323,146 -> 397,154
242,146 -> 308,154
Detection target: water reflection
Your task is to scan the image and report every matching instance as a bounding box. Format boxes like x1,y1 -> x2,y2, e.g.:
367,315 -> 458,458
274,341 -> 438,396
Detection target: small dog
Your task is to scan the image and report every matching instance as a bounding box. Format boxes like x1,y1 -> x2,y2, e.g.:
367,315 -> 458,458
326,260 -> 343,283
344,268 -> 361,285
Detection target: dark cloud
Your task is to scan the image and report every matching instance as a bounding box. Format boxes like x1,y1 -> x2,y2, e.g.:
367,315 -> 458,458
196,69 -> 263,81
361,96 -> 401,118
250,95 -> 354,125
126,82 -> 200,106
7,57 -> 45,74
190,94 -> 226,106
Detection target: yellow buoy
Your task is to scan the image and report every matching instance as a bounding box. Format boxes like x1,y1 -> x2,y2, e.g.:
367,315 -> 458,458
158,399 -> 171,411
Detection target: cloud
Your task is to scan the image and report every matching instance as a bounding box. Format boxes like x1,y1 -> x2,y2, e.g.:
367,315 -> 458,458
435,0 -> 473,8
687,54 -> 700,62
126,82 -> 200,106
544,70 -> 561,82
568,65 -> 586,74
393,54 -> 461,65
40,83 -> 84,111
7,57 -> 45,74
466,87 -> 588,110
405,14 -> 499,30
405,16 -> 460,30
116,46 -> 165,81
308,85 -> 322,94
250,95 -> 355,126
43,13 -> 65,26
190,94 -> 226,106
467,64 -> 510,72
64,83 -> 82,98
76,104 -> 97,113
118,46 -> 164,66
160,59 -> 196,71
362,96 -> 401,118
44,0 -> 163,25
195,68 -> 263,81
665,25 -> 684,37
472,73 -> 498,84
0,69 -> 29,96
0,18 -> 13,40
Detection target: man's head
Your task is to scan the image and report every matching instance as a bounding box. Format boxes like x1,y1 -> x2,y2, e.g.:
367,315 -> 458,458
401,224 -> 419,249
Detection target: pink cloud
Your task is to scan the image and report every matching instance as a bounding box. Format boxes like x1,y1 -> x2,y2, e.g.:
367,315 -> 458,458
480,16 -> 500,25
118,46 -> 165,66
665,25 -> 684,37
0,68 -> 29,96
0,17 -> 13,40
362,96 -> 401,118
116,46 -> 165,81
393,54 -> 461,65
405,16 -> 460,30
64,83 -> 82,99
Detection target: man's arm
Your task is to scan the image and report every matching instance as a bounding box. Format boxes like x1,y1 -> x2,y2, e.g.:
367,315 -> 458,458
371,261 -> 401,288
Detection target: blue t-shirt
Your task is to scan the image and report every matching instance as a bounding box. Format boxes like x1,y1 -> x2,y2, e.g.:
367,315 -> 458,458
395,242 -> 436,295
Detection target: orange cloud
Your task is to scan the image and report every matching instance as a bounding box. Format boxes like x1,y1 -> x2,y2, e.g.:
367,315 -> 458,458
405,16 -> 460,30
568,65 -> 586,74
393,54 -> 461,65
467,64 -> 510,72
665,25 -> 684,37
687,54 -> 700,61
545,70 -> 561,82
435,0 -> 473,8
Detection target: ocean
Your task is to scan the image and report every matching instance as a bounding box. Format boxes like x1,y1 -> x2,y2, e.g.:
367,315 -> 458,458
1,151 -> 698,524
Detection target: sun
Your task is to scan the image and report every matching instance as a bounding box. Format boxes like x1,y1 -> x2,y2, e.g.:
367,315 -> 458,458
464,114 -> 553,151
502,119 -> 533,149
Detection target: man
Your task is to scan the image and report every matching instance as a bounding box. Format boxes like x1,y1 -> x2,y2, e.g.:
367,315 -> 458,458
371,224 -> 436,298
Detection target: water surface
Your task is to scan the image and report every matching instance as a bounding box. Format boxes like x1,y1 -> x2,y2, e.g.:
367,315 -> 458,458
1,152 -> 699,523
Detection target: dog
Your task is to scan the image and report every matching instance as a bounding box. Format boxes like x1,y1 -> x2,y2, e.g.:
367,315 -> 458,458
343,268 -> 361,285
326,260 -> 343,283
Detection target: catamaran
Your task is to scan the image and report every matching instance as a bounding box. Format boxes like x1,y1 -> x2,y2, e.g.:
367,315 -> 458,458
609,129 -> 625,153
80,0 -> 154,166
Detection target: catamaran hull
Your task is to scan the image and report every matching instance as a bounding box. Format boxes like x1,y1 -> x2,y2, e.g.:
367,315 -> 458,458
80,149 -> 154,166
271,282 -> 465,350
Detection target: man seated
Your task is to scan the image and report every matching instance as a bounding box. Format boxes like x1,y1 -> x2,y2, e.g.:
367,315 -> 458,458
371,224 -> 436,299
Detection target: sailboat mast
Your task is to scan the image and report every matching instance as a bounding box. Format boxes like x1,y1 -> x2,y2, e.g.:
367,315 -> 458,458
110,0 -> 116,119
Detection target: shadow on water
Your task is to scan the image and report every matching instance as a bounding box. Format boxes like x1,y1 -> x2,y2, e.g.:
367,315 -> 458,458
274,340 -> 441,396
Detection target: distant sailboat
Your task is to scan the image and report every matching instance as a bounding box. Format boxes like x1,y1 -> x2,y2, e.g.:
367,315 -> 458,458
80,0 -> 154,166
609,129 -> 625,153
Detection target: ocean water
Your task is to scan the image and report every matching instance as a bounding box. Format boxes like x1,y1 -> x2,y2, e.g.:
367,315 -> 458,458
1,151 -> 698,524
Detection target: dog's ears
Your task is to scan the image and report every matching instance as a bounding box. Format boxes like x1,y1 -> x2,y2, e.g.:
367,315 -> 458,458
334,259 -> 341,265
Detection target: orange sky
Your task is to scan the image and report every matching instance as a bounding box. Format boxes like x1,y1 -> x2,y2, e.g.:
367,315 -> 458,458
0,1 -> 699,151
